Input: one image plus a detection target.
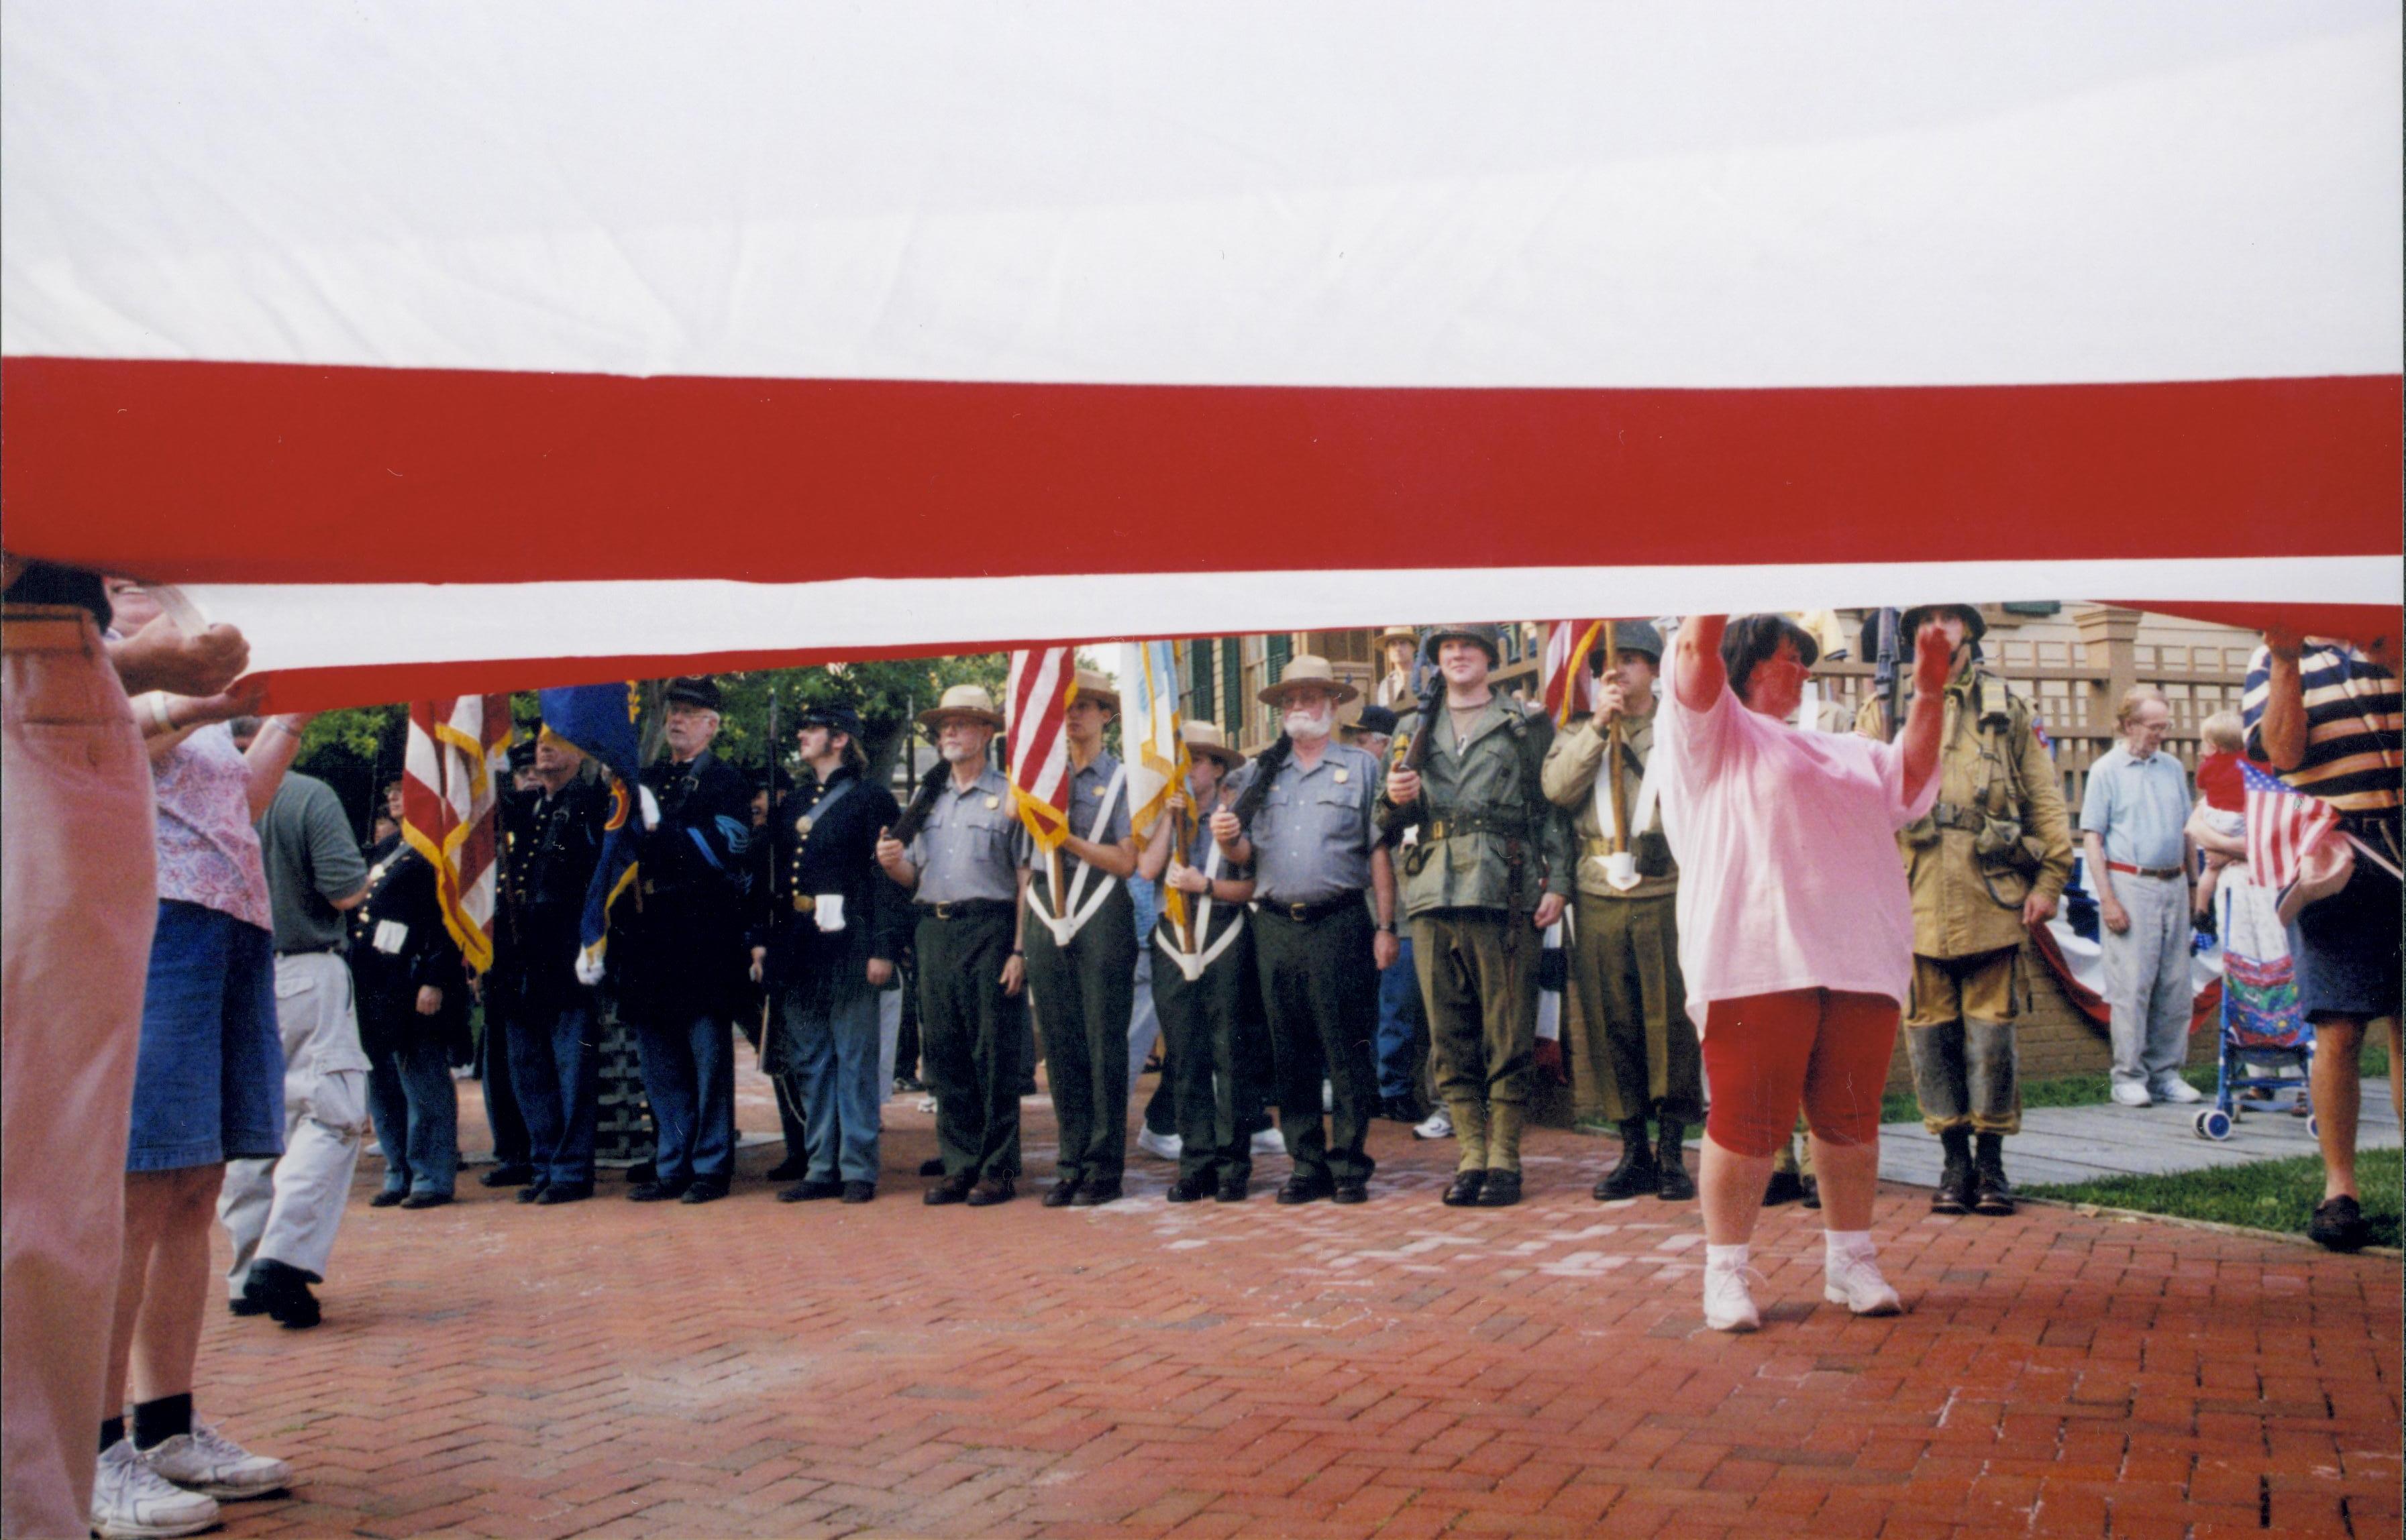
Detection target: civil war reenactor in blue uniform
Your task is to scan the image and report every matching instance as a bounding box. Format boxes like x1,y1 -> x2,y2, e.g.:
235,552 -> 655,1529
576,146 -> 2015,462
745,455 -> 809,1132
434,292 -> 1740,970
353,828 -> 473,1209
749,702 -> 907,1205
610,675 -> 755,1204
491,724 -> 613,1205
875,684 -> 1033,1208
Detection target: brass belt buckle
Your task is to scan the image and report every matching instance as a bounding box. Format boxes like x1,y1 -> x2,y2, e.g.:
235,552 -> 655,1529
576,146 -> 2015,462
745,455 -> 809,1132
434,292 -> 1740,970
791,894 -> 816,914
933,901 -> 955,920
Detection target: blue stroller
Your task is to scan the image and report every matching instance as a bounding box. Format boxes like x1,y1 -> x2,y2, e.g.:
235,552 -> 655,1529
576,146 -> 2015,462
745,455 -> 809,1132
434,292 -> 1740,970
2193,876 -> 2315,1141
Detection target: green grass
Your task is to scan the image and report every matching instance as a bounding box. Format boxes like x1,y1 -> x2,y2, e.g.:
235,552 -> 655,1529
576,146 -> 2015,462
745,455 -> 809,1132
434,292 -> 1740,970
2023,1146 -> 2401,1248
1879,1040 -> 2394,1128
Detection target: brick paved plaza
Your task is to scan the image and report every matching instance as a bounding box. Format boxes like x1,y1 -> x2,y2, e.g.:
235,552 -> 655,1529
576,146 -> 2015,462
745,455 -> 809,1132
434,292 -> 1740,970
197,1077 -> 2402,1539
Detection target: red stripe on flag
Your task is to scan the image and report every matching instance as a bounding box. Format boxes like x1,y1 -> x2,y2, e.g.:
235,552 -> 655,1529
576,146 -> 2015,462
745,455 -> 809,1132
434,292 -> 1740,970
2,360 -> 2395,584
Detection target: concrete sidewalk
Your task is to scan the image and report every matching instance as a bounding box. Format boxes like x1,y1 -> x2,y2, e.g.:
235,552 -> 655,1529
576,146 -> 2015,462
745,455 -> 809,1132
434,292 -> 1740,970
195,1071 -> 2400,1539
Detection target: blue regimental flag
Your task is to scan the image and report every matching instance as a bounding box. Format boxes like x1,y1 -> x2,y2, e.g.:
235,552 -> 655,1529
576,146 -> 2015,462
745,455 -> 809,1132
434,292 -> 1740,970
537,682 -> 644,971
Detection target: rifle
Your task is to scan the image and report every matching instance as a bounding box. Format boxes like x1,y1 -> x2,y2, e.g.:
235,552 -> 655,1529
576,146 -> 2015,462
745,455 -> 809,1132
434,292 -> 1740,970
1875,606 -> 1904,743
1392,668 -> 1445,779
1229,732 -> 1293,832
886,757 -> 949,848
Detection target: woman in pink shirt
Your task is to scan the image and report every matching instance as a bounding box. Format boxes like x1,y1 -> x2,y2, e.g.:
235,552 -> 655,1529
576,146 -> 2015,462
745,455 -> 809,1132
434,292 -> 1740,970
1657,613 -> 1946,1332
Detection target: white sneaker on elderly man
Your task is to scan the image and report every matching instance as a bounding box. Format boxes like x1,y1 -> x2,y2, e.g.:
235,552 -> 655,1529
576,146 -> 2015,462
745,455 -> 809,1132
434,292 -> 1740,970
2154,1077 -> 2203,1104
1702,1244 -> 1763,1333
91,1441 -> 219,1539
2109,1081 -> 2153,1107
138,1423 -> 293,1500
1822,1231 -> 1903,1317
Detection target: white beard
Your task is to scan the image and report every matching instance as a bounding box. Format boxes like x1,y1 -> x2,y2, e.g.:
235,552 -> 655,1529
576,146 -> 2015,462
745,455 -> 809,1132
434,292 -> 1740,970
1284,707 -> 1333,742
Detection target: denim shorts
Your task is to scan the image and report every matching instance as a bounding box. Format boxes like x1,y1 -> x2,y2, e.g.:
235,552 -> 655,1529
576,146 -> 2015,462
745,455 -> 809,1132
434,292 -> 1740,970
127,900 -> 286,1172
2290,859 -> 2403,1024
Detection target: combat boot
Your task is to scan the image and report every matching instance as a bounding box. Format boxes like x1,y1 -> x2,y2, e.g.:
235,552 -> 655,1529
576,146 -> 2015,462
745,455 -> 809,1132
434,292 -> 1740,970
1593,1120 -> 1656,1201
1932,1127 -> 1973,1214
1654,1119 -> 1696,1203
1971,1132 -> 2016,1215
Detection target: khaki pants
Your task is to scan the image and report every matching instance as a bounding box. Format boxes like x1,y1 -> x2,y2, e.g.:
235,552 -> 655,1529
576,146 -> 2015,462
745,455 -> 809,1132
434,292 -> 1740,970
1905,947 -> 2022,1136
1413,910 -> 1540,1109
218,951 -> 370,1292
2,610 -> 156,1539
1563,893 -> 1702,1127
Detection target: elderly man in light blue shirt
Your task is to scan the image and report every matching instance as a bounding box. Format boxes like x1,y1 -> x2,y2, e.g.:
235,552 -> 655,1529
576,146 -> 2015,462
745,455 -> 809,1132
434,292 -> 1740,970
2078,686 -> 2198,1106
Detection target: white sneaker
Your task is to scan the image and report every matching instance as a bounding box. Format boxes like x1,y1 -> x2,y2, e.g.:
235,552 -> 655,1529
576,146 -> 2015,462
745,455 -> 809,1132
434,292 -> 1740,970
2154,1078 -> 2203,1104
91,1440 -> 220,1539
139,1423 -> 293,1500
2109,1081 -> 2152,1107
1136,1128 -> 1182,1162
1249,1128 -> 1286,1156
1824,1253 -> 1903,1317
1702,1261 -> 1765,1333
1321,1079 -> 1335,1113
914,1095 -> 937,1114
1412,1107 -> 1455,1141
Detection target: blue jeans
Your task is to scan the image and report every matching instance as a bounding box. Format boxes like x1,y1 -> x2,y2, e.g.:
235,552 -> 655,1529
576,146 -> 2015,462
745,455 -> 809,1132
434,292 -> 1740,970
631,1011 -> 734,1185
366,1027 -> 458,1196
507,998 -> 597,1188
1374,934 -> 1424,1101
782,991 -> 883,1184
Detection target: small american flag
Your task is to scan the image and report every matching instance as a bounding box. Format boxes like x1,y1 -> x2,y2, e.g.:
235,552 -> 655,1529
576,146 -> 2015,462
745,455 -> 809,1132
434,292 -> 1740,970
1540,619 -> 1604,726
402,694 -> 513,975
1006,647 -> 1075,852
2242,759 -> 2342,902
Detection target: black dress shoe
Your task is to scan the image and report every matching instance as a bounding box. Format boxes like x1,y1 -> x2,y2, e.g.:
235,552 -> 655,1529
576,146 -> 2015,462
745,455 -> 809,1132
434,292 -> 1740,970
228,1295 -> 271,1317
841,1181 -> 876,1205
478,1164 -> 536,1189
925,1174 -> 974,1206
1214,1176 -> 1249,1203
1041,1177 -> 1083,1209
1071,1180 -> 1122,1207
678,1181 -> 729,1205
1166,1175 -> 1212,1203
399,1190 -> 454,1210
918,1157 -> 949,1178
370,1189 -> 405,1209
515,1181 -> 548,1204
778,1178 -> 845,1203
242,1258 -> 321,1329
1475,1170 -> 1522,1207
1441,1170 -> 1487,1207
627,1179 -> 689,1203
965,1176 -> 1016,1207
535,1182 -> 593,1205
764,1158 -> 810,1183
1331,1178 -> 1369,1205
1277,1174 -> 1334,1205
625,1161 -> 657,1185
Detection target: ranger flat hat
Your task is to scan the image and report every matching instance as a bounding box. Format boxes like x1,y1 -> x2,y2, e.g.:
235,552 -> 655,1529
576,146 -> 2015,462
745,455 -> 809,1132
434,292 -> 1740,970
1424,622 -> 1502,666
663,675 -> 723,711
794,701 -> 865,740
1069,668 -> 1120,715
1376,625 -> 1421,648
914,683 -> 1005,731
1181,720 -> 1245,770
1899,603 -> 1987,642
1347,704 -> 1400,738
1258,654 -> 1361,707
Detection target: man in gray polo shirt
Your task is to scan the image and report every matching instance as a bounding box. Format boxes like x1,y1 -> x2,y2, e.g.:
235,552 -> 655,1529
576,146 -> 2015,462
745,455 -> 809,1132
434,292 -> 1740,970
217,726 -> 370,1327
2078,686 -> 2198,1107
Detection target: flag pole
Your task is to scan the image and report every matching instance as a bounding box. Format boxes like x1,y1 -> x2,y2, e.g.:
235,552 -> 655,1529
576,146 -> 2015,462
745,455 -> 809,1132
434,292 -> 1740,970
1604,624 -> 1628,857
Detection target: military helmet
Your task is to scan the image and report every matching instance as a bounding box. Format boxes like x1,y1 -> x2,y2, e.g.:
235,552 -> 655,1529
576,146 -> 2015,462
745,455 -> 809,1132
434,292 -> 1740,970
1897,603 -> 1986,642
1424,622 -> 1502,667
1586,619 -> 1665,669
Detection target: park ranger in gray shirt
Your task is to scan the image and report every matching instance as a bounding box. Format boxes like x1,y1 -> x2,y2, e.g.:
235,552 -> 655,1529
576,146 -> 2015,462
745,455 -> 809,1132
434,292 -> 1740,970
878,685 -> 1033,1207
1214,656 -> 1399,1205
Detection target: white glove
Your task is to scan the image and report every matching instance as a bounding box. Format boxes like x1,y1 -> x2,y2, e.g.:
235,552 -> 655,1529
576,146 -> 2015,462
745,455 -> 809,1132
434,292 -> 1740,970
574,948 -> 605,987
638,785 -> 662,830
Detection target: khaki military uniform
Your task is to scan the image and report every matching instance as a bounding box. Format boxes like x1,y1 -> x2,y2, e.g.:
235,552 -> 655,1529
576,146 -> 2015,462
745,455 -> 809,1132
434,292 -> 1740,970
1540,711 -> 1702,1130
1857,659 -> 2073,1135
1379,698 -> 1569,1175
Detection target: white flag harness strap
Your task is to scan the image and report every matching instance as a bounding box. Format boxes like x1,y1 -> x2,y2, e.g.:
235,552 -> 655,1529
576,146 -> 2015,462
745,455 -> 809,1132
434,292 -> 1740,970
1025,765 -> 1128,946
1154,840 -> 1246,982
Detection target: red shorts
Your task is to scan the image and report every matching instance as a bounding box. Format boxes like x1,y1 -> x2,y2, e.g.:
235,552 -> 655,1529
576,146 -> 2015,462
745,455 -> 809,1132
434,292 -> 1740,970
1700,989 -> 1899,1158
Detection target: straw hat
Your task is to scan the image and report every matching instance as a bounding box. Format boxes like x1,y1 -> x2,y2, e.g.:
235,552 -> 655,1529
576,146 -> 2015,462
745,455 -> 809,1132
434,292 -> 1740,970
1377,626 -> 1421,649
1257,654 -> 1361,706
1069,667 -> 1120,715
914,683 -> 1004,731
1182,720 -> 1245,770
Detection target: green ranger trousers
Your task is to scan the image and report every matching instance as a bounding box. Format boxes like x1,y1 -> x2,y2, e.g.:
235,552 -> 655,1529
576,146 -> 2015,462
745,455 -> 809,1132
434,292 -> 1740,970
1024,879 -> 1137,1187
1252,903 -> 1381,1184
1150,916 -> 1257,1185
915,906 -> 1027,1182
1563,892 -> 1702,1128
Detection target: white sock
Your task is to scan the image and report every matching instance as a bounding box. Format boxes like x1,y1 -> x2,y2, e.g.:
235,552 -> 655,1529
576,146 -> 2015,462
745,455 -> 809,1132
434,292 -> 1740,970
1824,1229 -> 1876,1267
1706,1242 -> 1751,1272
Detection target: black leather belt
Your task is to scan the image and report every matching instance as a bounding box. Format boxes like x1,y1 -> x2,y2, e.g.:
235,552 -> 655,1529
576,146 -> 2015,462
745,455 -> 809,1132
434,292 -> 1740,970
920,898 -> 1014,921
1422,815 -> 1529,841
1257,896 -> 1360,924
275,943 -> 346,958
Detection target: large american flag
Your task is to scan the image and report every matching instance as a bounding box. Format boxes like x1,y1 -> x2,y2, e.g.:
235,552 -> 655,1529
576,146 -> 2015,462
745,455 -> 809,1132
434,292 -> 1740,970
1006,648 -> 1075,852
2242,759 -> 2342,903
1540,620 -> 1604,726
401,694 -> 513,975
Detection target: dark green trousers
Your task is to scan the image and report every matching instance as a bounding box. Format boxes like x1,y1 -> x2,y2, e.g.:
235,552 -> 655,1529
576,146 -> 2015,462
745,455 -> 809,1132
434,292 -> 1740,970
1564,892 -> 1702,1126
1414,909 -> 1540,1107
1151,917 -> 1256,1185
1025,879 -> 1137,1186
1253,903 -> 1379,1183
915,907 -> 1026,1182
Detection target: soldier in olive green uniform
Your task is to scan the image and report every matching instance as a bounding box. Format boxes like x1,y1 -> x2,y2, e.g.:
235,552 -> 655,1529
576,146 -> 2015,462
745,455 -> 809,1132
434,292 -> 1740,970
1539,621 -> 1702,1203
1856,604 -> 2073,1215
1379,624 -> 1570,1207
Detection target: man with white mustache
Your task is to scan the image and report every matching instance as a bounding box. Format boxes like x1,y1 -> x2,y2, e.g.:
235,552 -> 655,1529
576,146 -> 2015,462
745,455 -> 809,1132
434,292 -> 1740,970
1212,656 -> 1398,1204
